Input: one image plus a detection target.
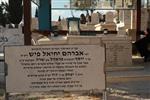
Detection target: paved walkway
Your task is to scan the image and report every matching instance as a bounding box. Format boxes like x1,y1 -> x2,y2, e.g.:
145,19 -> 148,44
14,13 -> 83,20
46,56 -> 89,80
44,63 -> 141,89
106,58 -> 150,99
107,57 -> 150,79
107,65 -> 150,81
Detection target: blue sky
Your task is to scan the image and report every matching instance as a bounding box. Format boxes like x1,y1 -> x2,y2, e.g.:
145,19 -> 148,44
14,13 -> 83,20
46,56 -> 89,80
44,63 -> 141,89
33,0 -> 86,21
1,0 -> 111,21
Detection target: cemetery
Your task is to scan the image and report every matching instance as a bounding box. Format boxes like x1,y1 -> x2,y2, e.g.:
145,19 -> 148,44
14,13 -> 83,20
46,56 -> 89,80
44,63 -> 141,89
0,0 -> 150,99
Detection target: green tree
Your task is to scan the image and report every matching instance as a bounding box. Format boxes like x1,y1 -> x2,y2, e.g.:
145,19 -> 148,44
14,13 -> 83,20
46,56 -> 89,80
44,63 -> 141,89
0,5 -> 4,26
8,0 -> 23,28
0,2 -> 9,27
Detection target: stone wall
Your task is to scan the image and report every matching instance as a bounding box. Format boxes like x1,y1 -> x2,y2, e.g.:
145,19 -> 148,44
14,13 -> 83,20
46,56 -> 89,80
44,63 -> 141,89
38,35 -> 132,67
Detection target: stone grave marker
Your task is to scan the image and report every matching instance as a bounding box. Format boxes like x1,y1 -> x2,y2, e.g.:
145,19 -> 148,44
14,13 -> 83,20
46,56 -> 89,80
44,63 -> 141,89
60,19 -> 68,30
105,12 -> 114,23
0,28 -> 24,52
91,13 -> 100,24
5,45 -> 105,92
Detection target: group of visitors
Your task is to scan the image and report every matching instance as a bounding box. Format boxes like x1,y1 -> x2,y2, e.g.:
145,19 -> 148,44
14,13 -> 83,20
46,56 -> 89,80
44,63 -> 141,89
80,12 -> 105,24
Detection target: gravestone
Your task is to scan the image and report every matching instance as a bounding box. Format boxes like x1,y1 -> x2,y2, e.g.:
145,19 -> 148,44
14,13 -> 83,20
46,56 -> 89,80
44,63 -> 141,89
60,19 -> 68,30
102,36 -> 132,67
95,12 -> 116,31
96,12 -> 116,31
124,10 -> 132,29
105,12 -> 114,23
105,42 -> 132,66
91,13 -> 100,24
5,45 -> 105,92
0,28 -> 24,52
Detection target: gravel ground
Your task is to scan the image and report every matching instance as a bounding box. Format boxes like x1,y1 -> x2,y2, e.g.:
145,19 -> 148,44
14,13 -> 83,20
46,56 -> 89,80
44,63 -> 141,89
0,89 -> 150,100
0,92 -> 103,100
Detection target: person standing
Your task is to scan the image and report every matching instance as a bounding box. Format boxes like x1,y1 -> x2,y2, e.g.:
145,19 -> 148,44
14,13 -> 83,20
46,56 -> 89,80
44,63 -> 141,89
80,13 -> 86,24
135,28 -> 150,62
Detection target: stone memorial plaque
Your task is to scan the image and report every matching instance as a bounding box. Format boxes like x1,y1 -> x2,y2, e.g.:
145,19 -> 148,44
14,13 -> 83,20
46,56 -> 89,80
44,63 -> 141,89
105,42 -> 132,67
5,45 -> 105,92
0,28 -> 24,52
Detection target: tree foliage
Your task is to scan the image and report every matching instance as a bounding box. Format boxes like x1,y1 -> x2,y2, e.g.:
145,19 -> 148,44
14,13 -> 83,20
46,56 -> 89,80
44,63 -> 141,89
8,0 -> 23,28
0,2 -> 9,27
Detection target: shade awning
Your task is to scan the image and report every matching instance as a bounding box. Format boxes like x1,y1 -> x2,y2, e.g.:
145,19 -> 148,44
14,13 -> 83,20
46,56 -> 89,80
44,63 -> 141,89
31,0 -> 40,6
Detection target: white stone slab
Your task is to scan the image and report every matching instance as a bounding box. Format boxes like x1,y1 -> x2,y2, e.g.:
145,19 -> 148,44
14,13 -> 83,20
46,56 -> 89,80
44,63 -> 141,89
5,45 -> 105,92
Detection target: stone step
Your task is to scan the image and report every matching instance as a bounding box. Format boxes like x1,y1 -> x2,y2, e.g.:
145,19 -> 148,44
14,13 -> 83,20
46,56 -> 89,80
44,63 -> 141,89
105,66 -> 144,72
107,67 -> 150,83
107,74 -> 150,83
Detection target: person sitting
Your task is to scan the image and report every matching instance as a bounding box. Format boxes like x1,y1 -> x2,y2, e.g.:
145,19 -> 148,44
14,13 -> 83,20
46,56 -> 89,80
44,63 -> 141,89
135,28 -> 150,62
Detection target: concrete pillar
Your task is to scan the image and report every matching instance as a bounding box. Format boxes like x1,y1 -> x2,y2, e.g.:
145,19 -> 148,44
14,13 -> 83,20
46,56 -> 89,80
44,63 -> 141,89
38,0 -> 51,31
